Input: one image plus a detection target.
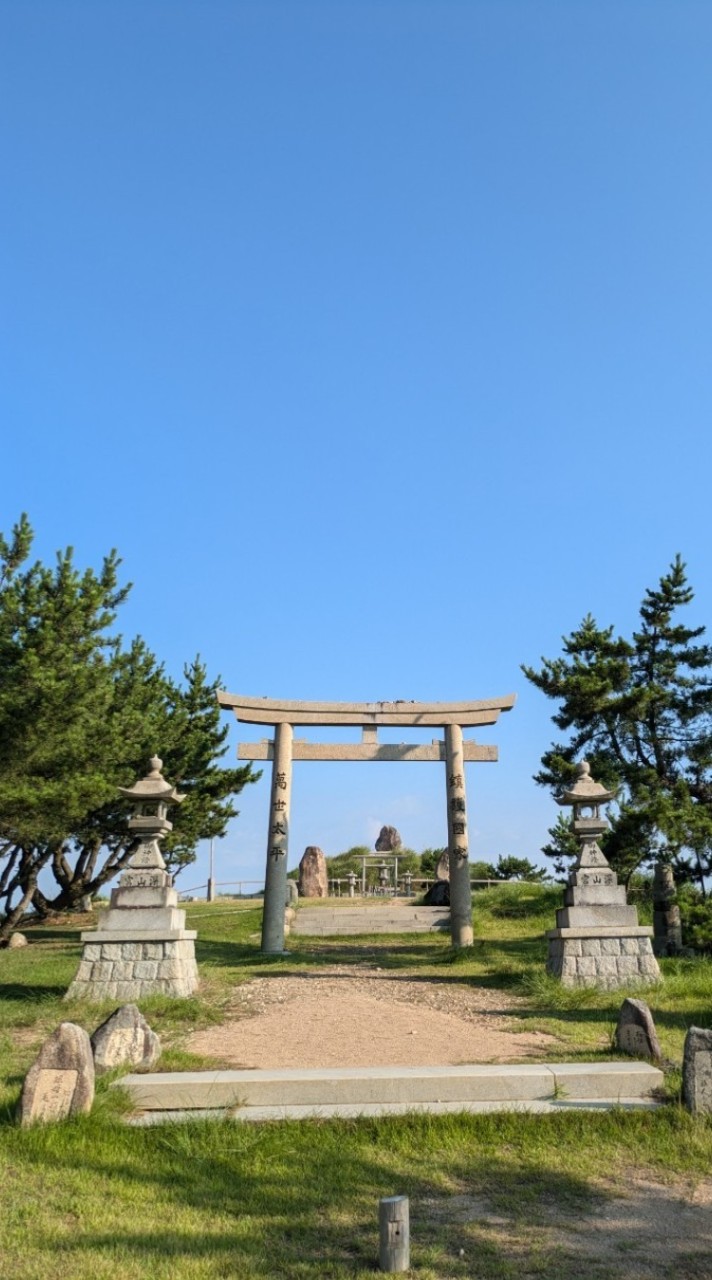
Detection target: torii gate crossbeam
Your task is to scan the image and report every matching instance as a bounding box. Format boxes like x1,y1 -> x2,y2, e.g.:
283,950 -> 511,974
218,692 -> 515,953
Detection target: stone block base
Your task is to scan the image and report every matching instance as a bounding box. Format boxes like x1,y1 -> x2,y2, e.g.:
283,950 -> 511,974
547,933 -> 661,990
66,938 -> 198,1002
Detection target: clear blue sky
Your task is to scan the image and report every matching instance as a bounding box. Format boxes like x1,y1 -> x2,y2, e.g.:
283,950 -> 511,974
3,2 -> 712,889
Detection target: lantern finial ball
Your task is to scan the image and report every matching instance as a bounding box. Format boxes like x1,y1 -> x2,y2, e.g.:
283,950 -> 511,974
149,756 -> 163,777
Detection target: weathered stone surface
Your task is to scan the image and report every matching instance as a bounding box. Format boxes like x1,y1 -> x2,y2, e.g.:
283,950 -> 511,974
375,825 -> 402,852
434,850 -> 450,882
91,1005 -> 161,1075
547,933 -> 660,990
652,862 -> 683,957
614,998 -> 662,1060
19,1022 -> 94,1125
7,932 -> 28,948
424,880 -> 450,907
682,1026 -> 712,1113
297,847 -> 328,898
285,880 -> 299,906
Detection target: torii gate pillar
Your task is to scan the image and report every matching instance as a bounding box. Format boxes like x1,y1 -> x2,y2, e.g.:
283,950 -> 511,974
261,721 -> 293,953
445,723 -> 473,947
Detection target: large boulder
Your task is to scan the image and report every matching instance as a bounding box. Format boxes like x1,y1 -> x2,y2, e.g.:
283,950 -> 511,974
90,1004 -> 161,1075
19,1022 -> 94,1126
298,846 -> 328,898
375,825 -> 402,852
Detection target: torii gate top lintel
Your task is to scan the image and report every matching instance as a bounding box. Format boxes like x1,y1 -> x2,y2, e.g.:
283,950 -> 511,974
217,691 -> 516,728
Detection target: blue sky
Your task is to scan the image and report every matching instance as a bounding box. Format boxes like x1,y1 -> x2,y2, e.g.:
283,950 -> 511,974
3,2 -> 712,890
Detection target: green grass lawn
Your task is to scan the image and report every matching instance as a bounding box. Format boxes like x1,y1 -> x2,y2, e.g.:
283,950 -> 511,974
1,885 -> 711,1279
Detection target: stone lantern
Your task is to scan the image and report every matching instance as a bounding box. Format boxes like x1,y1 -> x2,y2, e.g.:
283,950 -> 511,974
546,761 -> 661,989
347,870 -> 358,898
66,756 -> 199,1001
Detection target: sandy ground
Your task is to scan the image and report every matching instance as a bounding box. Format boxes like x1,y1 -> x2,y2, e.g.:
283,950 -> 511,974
185,964 -> 712,1275
188,964 -> 558,1067
423,1176 -> 712,1279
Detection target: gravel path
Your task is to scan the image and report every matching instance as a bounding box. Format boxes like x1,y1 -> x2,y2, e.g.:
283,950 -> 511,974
188,965 -> 558,1068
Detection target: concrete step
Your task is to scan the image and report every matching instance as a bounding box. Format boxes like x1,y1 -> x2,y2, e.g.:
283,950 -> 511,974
291,906 -> 450,935
129,1098 -> 664,1125
117,1061 -> 665,1123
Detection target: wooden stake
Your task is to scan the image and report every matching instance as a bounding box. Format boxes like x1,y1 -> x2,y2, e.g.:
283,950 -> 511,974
379,1195 -> 410,1272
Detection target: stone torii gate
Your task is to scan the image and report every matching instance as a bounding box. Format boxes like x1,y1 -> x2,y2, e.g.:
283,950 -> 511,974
218,692 -> 516,953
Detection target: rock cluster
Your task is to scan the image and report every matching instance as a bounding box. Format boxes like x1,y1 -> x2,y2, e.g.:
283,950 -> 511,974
19,1005 -> 161,1126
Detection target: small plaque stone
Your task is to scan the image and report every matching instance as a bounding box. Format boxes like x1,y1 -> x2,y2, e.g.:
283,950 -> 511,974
91,1004 -> 161,1075
682,1026 -> 712,1114
614,998 -> 662,1060
19,1022 -> 94,1126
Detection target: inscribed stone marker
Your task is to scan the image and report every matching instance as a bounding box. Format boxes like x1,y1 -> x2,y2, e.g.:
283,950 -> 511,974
91,1004 -> 161,1075
614,998 -> 662,1060
682,1026 -> 712,1114
19,1022 -> 94,1126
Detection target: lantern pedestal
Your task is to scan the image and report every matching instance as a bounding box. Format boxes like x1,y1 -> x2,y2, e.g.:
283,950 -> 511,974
66,758 -> 199,1002
546,763 -> 661,991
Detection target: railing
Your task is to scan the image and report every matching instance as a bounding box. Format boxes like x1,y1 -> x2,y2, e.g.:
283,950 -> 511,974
178,880 -> 265,901
326,876 -> 505,897
179,876 -> 536,902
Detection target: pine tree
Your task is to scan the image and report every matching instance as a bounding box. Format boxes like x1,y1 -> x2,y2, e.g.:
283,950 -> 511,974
523,557 -> 712,887
0,516 -> 256,937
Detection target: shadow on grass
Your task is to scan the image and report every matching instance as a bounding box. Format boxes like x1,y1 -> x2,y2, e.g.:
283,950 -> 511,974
13,1116 -> 602,1278
15,926 -> 84,944
0,981 -> 67,1002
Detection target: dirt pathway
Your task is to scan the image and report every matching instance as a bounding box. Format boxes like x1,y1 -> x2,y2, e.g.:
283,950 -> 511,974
188,964 -> 559,1068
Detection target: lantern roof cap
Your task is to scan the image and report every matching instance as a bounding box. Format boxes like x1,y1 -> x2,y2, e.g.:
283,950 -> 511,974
118,755 -> 185,805
558,760 -> 616,806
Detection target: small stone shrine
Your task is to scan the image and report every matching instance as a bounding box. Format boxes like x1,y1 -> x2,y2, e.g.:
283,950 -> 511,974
66,756 -> 198,1001
19,1022 -> 94,1126
547,761 -> 661,989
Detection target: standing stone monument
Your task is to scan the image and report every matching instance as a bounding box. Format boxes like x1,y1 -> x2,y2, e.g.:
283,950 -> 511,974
375,825 -> 402,852
91,1005 -> 161,1075
547,762 -> 661,989
19,1022 -> 94,1126
66,756 -> 198,1001
682,1026 -> 712,1114
298,846 -> 328,898
652,861 -> 683,957
614,997 -> 662,1060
